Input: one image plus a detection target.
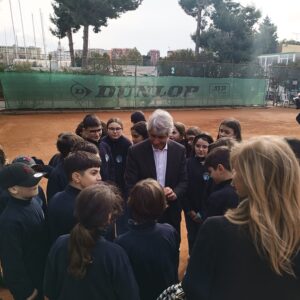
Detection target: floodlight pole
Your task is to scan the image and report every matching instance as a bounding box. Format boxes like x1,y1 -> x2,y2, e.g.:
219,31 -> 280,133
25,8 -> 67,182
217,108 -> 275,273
18,0 -> 27,59
8,0 -> 18,59
32,13 -> 37,49
40,8 -> 47,64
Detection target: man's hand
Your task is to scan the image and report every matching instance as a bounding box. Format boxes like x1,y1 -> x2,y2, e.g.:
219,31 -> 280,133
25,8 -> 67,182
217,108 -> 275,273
164,187 -> 177,201
188,210 -> 203,223
188,210 -> 197,220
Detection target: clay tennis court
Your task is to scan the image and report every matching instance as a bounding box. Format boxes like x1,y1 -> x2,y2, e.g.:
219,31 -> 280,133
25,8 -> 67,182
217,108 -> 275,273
0,106 -> 299,299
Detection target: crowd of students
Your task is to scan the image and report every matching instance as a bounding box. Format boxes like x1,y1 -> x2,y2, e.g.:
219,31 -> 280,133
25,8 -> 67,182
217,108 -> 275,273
0,109 -> 300,300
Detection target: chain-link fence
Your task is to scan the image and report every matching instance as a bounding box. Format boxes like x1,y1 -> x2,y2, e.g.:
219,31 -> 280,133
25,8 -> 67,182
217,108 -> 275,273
0,50 -> 299,109
264,65 -> 300,106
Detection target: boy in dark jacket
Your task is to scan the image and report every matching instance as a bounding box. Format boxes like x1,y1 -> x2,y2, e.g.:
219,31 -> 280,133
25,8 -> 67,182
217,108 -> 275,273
0,163 -> 48,300
46,132 -> 83,201
204,146 -> 239,218
116,178 -> 179,300
81,114 -> 115,182
47,151 -> 101,244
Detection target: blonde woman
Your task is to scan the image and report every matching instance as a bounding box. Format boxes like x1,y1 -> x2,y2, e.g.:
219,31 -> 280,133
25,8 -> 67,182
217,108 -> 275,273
182,136 -> 300,300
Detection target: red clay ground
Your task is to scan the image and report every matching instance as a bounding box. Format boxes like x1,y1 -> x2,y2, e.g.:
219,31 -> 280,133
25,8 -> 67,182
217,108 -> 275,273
0,106 -> 299,299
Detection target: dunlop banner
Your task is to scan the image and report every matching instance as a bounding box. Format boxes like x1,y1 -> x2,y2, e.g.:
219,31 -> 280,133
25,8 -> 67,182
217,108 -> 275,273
0,73 -> 266,109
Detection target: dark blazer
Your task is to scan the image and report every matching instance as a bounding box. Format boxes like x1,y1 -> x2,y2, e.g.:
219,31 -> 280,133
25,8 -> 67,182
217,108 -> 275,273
125,139 -> 187,198
125,139 -> 188,233
182,216 -> 300,300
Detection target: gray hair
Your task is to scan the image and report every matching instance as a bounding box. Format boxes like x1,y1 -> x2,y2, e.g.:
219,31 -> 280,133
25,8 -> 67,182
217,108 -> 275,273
147,109 -> 174,136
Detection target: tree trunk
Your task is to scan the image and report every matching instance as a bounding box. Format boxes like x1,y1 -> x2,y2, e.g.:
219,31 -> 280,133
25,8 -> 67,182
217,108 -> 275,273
195,8 -> 202,56
82,25 -> 89,69
67,29 -> 75,67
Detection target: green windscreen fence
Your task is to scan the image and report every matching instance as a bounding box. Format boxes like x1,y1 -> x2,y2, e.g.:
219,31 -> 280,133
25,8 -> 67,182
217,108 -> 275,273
0,73 -> 267,109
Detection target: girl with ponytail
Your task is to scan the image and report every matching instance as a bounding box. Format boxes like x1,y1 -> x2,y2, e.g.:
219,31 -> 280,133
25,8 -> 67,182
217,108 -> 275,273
44,183 -> 140,300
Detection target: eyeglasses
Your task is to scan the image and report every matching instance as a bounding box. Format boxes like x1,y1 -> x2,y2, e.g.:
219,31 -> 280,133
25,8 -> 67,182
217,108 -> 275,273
108,127 -> 122,132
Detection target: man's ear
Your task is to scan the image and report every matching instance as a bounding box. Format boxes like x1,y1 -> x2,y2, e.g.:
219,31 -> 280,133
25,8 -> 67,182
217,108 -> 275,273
71,172 -> 82,184
107,213 -> 112,224
8,186 -> 18,195
81,128 -> 88,139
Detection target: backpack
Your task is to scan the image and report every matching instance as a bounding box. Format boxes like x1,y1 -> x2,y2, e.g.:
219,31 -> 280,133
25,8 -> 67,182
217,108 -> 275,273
156,282 -> 186,300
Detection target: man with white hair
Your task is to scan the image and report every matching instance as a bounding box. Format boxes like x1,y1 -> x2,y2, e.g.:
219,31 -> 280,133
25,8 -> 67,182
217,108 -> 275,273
125,109 -> 188,235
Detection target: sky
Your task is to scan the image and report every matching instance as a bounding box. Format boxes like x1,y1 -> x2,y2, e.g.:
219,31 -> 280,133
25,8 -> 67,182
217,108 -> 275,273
0,0 -> 298,57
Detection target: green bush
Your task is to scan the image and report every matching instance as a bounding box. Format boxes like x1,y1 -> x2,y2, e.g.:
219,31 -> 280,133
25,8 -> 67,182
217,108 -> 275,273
13,62 -> 33,72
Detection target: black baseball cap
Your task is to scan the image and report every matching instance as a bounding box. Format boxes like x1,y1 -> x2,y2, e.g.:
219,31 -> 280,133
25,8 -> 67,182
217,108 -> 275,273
12,155 -> 37,167
0,162 -> 44,189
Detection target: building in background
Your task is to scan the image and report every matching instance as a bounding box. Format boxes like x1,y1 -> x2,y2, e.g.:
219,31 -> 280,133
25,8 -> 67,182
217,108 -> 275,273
48,42 -> 71,69
110,48 -> 132,60
258,42 -> 300,70
258,52 -> 300,70
147,50 -> 160,66
166,49 -> 187,58
280,43 -> 300,53
75,48 -> 110,58
0,45 -> 42,64
167,50 -> 175,57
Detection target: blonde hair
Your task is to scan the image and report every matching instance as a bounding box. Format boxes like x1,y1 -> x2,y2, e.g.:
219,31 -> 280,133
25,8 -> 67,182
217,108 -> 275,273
226,136 -> 300,276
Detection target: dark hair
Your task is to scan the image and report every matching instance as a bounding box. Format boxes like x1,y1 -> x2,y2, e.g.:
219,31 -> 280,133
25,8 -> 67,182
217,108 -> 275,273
217,118 -> 242,142
71,141 -> 99,155
129,178 -> 166,223
68,183 -> 123,279
100,120 -> 107,137
0,145 -> 6,168
130,121 -> 148,140
75,122 -> 84,137
82,114 -> 101,129
193,133 -> 214,146
107,117 -> 123,129
186,126 -> 201,137
131,111 -> 146,124
205,146 -> 231,171
56,132 -> 84,158
173,122 -> 186,139
208,137 -> 237,153
285,137 -> 300,162
192,133 -> 214,155
64,151 -> 101,181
